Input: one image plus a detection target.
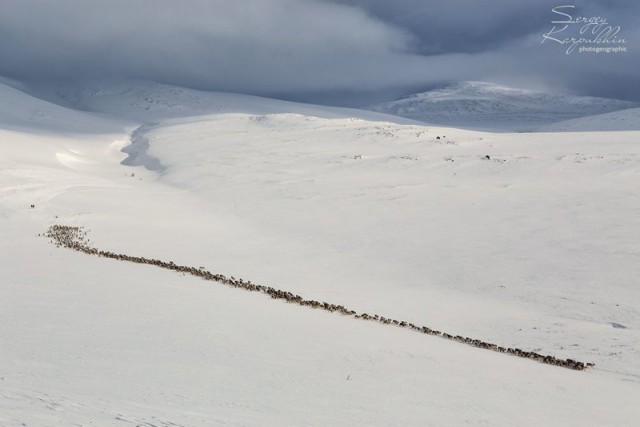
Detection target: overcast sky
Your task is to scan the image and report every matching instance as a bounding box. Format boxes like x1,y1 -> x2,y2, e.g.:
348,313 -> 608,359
1,0 -> 638,105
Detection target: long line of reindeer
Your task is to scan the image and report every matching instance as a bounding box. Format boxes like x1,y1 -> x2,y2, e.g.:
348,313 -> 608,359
44,224 -> 593,371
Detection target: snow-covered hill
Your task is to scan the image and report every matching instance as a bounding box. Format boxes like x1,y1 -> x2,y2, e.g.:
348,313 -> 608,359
26,80 -> 420,124
539,107 -> 640,132
368,81 -> 638,132
2,80 -> 640,426
0,80 -> 127,133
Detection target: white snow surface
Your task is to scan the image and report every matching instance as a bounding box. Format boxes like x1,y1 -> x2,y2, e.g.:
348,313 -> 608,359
368,81 -> 639,132
1,80 -> 640,426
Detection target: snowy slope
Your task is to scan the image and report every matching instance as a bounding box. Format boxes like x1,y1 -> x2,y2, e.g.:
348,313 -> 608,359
0,81 -> 127,134
368,81 -> 638,132
133,113 -> 640,379
2,80 -> 640,425
539,106 -> 640,132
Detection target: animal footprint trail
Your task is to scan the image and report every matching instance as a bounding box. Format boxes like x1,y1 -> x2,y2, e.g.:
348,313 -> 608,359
44,225 -> 594,371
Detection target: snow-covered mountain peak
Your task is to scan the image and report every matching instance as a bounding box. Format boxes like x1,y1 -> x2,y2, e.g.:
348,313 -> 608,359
412,81 -> 536,99
369,81 -> 638,132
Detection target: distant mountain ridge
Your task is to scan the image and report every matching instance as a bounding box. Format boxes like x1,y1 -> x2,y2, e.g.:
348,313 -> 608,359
368,81 -> 639,132
6,79 -> 639,133
21,80 -> 421,125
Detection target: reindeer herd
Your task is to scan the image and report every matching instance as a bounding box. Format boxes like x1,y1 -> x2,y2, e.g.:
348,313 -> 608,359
44,224 -> 593,371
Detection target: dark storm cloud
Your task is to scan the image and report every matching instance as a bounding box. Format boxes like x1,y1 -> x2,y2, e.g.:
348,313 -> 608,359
0,0 -> 638,103
329,0 -> 563,54
327,0 -> 640,101
332,0 -> 640,53
0,0 -> 430,93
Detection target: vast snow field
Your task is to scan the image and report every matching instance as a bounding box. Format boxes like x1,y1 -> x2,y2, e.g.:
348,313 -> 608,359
1,81 -> 640,425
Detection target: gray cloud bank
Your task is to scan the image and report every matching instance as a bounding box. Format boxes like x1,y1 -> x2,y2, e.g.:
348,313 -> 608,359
0,0 -> 638,105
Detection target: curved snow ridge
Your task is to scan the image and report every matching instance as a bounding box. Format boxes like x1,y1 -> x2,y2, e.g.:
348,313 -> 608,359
45,225 -> 594,372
